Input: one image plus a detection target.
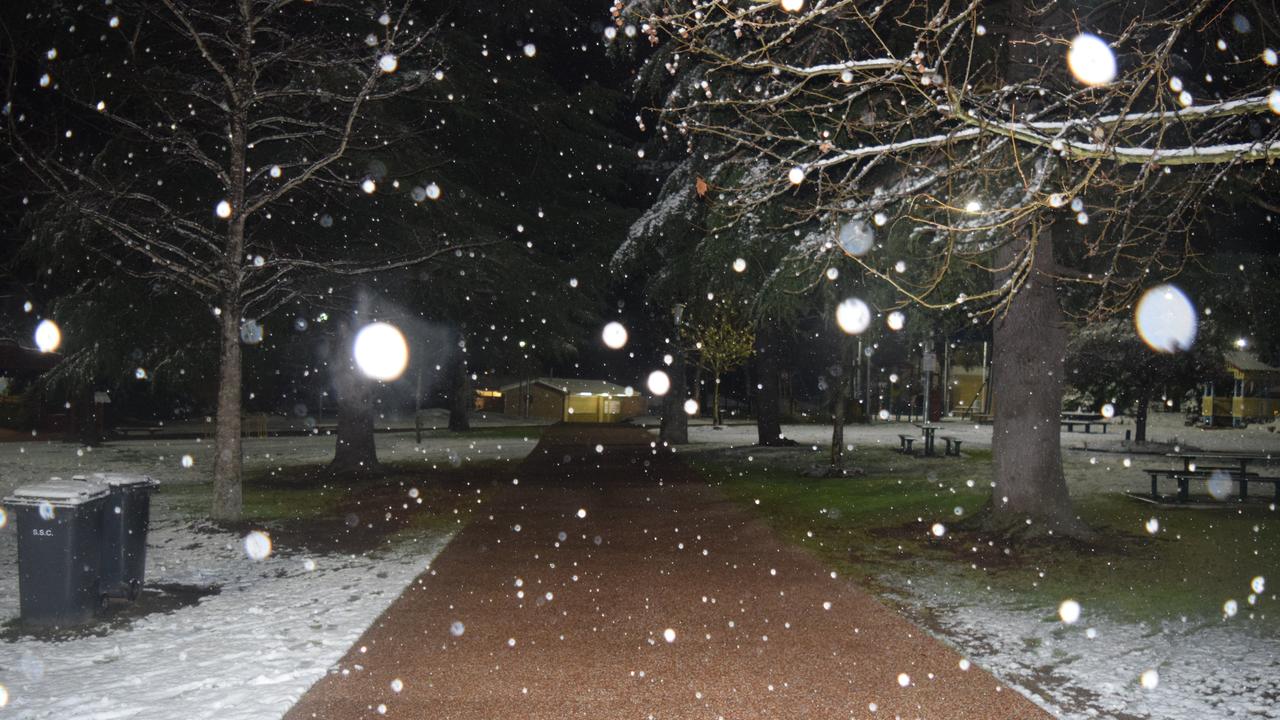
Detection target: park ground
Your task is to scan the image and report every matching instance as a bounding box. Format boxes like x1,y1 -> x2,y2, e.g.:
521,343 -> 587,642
0,410 -> 1276,719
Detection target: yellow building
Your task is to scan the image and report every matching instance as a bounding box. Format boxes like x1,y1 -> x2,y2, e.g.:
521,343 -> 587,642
496,378 -> 648,424
1201,352 -> 1280,427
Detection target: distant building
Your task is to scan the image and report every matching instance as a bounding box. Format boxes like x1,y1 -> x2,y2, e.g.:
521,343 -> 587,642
0,339 -> 64,434
492,378 -> 647,423
1201,351 -> 1280,427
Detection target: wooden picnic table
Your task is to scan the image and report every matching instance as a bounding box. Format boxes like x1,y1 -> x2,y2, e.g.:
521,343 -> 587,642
1060,412 -> 1110,433
914,423 -> 943,456
1144,452 -> 1279,502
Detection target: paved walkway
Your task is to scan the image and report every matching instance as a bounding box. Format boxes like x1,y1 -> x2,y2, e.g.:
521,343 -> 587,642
285,424 -> 1047,719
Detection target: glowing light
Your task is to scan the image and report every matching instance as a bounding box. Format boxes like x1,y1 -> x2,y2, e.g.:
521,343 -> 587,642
577,508 -> 587,519
1140,669 -> 1159,690
1264,49 -> 1278,66
239,319 -> 263,345
1223,598 -> 1239,617
378,54 -> 398,73
523,43 -> 537,57
886,311 -> 905,331
732,258 -> 747,273
964,199 -> 982,213
780,0 -> 804,12
425,182 -> 441,200
825,268 -> 839,280
38,501 -> 55,521
1067,33 -> 1117,87
215,200 -> 232,219
897,673 -> 910,687
34,319 -> 61,353
1252,576 -> 1266,593
450,620 -> 466,636
1100,403 -> 1115,419
647,370 -> 671,396
837,218 -> 874,257
878,409 -> 890,420
269,165 -> 282,178
1058,599 -> 1081,624
663,628 -> 676,643
361,178 -> 377,194
835,298 -> 871,335
135,368 -> 147,380
0,684 -> 7,707
1134,284 -> 1196,352
353,322 -> 409,381
787,166 -> 806,185
684,398 -> 699,415
0,508 -> 7,530
244,530 -> 272,560
930,523 -> 946,537
391,678 -> 404,693
1144,517 -> 1159,534
602,321 -> 628,349
1207,469 -> 1233,500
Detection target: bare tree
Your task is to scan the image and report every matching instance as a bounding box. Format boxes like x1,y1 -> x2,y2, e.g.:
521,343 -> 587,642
622,0 -> 1280,536
687,302 -> 755,426
4,0 -> 470,519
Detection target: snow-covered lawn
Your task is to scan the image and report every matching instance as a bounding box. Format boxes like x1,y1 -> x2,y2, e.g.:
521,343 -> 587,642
0,428 -> 537,719
892,572 -> 1280,720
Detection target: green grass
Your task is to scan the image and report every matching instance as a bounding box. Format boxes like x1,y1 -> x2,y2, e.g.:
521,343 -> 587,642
698,446 -> 1279,627
160,459 -> 505,542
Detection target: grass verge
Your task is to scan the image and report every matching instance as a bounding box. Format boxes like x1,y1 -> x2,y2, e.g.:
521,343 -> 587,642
696,445 -> 1277,627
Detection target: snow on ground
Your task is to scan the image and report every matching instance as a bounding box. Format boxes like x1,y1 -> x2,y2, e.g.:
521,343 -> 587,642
0,424 -> 540,719
889,572 -> 1280,720
0,521 -> 451,720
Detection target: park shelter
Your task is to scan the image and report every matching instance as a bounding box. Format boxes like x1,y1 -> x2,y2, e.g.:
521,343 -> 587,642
1200,351 -> 1280,427
497,378 -> 647,423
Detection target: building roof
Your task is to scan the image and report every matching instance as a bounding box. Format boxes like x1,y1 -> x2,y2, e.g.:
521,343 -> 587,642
498,377 -> 638,397
1225,351 -> 1280,375
0,340 -> 60,373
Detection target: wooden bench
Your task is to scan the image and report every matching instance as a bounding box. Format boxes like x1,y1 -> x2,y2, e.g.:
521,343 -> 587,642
114,425 -> 162,438
897,434 -> 915,454
1061,419 -> 1110,433
1142,468 -> 1279,502
940,436 -> 963,457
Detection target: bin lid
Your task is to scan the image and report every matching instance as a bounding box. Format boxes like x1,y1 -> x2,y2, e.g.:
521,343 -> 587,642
74,473 -> 159,489
4,479 -> 110,507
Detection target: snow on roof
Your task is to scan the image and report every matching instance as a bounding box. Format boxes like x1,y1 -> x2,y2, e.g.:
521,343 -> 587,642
498,378 -> 637,397
1224,351 -> 1280,374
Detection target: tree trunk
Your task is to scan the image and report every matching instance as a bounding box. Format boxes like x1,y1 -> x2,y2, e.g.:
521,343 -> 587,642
448,338 -> 471,432
329,329 -> 379,475
989,222 -> 1083,535
754,322 -> 790,446
659,345 -> 689,444
211,301 -> 244,520
712,372 -> 722,427
692,364 -> 704,418
1135,388 -> 1150,443
211,16 -> 252,520
830,339 -> 850,467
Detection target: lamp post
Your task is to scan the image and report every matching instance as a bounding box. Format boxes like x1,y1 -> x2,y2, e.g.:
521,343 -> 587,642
864,345 -> 874,422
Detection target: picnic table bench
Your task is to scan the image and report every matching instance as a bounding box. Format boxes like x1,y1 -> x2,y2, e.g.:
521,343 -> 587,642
940,435 -> 963,457
114,425 -> 163,438
1142,452 -> 1280,502
897,434 -> 915,454
1061,413 -> 1110,433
